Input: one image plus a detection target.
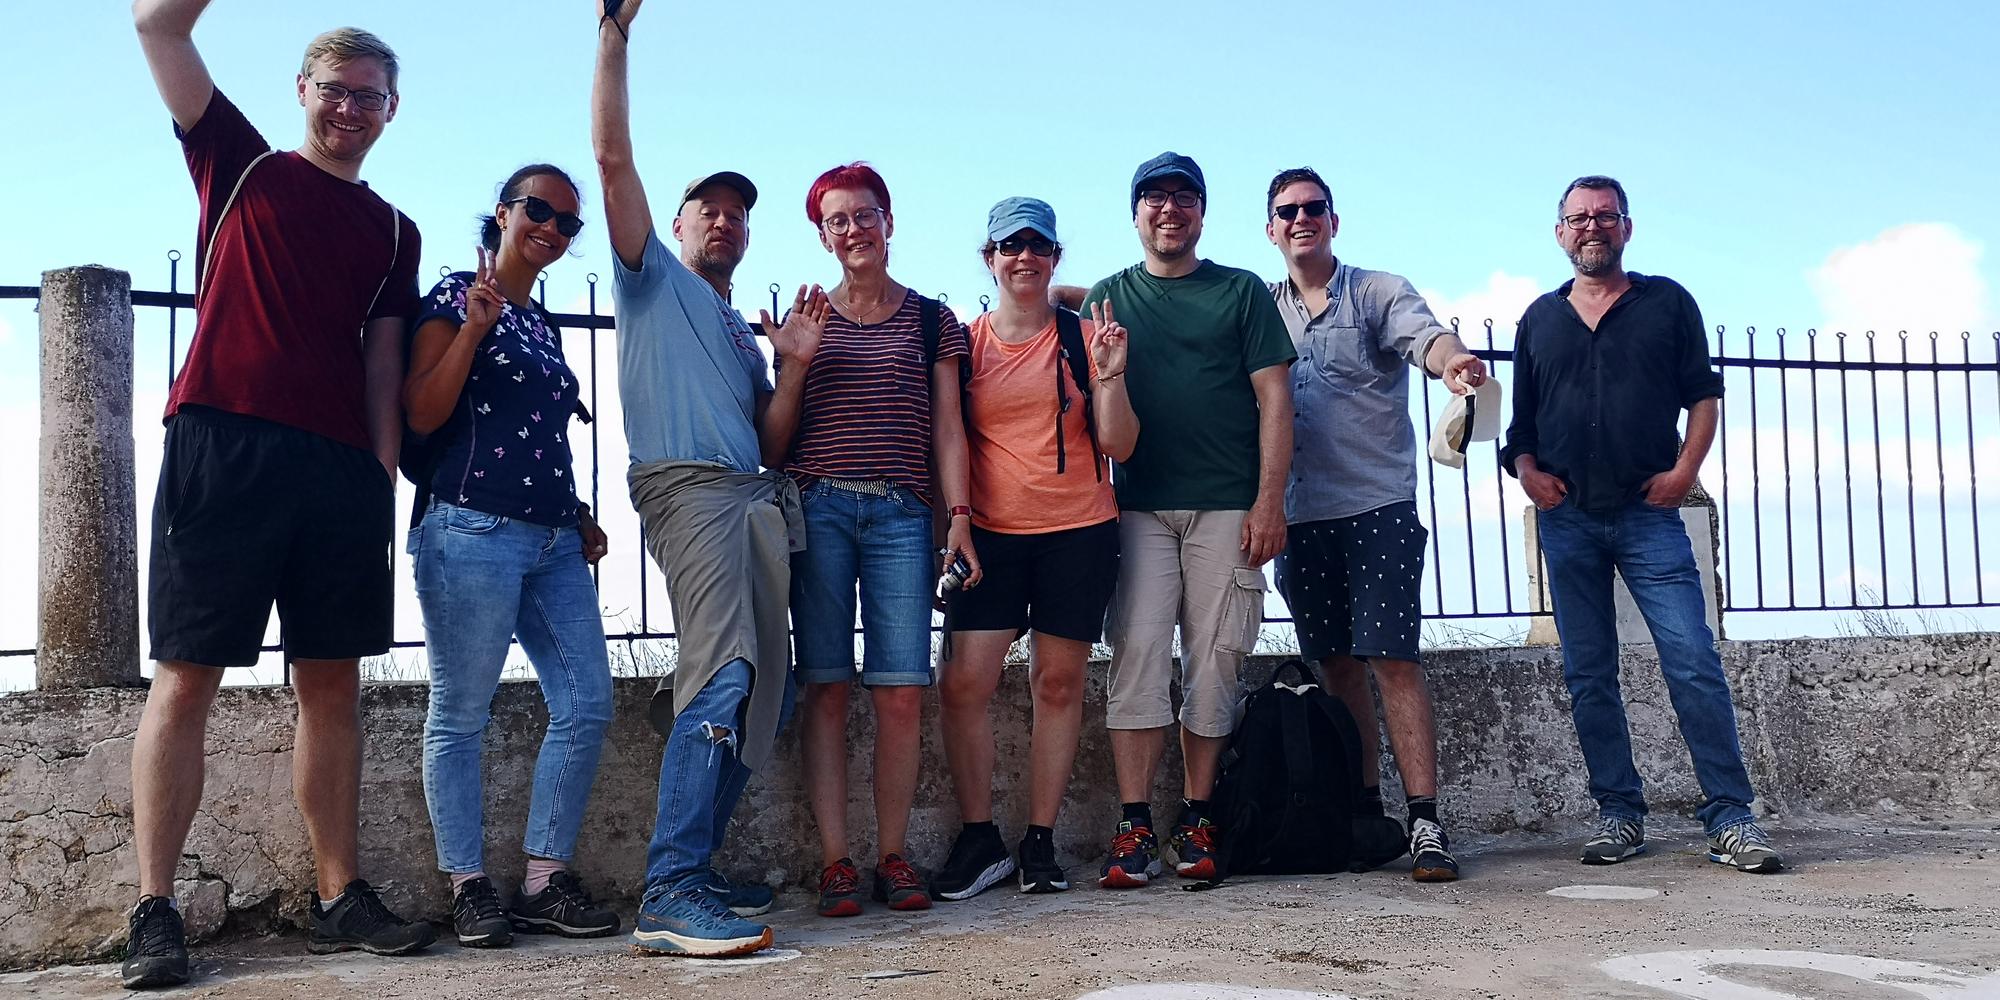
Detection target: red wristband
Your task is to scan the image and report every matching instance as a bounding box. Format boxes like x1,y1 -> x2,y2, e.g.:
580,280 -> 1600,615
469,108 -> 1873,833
949,505 -> 972,518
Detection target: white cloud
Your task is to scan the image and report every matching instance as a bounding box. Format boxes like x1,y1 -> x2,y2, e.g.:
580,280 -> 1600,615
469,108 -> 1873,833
1809,223 -> 1989,335
1417,271 -> 1544,345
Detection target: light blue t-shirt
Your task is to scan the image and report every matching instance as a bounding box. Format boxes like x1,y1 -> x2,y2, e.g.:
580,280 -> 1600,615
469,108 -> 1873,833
613,230 -> 773,472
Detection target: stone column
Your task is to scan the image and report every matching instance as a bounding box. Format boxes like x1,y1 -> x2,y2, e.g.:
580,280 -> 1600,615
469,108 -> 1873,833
37,266 -> 140,689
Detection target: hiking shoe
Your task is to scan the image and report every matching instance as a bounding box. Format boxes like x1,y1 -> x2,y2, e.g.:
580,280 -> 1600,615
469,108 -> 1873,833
1017,832 -> 1070,894
1708,822 -> 1786,874
696,869 -> 775,918
1098,821 -> 1162,889
933,825 -> 1015,901
510,870 -> 619,938
451,877 -> 513,948
1581,817 -> 1647,865
1409,818 -> 1460,882
1170,814 -> 1219,880
308,879 -> 437,956
121,896 -> 189,989
631,885 -> 772,957
872,854 -> 933,911
817,858 -> 864,918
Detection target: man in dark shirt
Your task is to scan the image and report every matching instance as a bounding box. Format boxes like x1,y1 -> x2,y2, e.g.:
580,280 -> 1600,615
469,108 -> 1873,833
1501,175 -> 1784,875
125,1 -> 434,988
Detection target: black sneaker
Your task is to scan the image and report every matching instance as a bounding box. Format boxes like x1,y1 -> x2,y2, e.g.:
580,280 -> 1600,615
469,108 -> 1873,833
451,877 -> 513,948
308,879 -> 438,956
1409,818 -> 1461,882
933,826 -> 1015,901
510,870 -> 620,938
1017,832 -> 1070,894
121,896 -> 189,989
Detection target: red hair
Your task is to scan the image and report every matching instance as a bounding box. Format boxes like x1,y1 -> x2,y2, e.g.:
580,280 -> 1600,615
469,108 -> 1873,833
805,162 -> 892,226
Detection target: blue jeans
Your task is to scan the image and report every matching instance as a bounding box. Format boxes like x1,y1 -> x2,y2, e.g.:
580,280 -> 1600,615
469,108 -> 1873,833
790,480 -> 936,687
411,501 -> 614,873
1537,497 -> 1757,836
643,659 -> 795,900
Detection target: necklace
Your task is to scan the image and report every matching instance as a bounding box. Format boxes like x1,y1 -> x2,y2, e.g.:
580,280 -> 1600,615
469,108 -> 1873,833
838,285 -> 902,325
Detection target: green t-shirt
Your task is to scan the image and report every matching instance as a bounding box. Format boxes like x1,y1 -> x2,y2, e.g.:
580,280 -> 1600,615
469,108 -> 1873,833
1083,260 -> 1297,511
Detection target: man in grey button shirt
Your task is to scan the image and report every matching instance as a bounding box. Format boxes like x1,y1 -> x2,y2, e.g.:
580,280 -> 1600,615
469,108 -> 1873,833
1263,167 -> 1486,883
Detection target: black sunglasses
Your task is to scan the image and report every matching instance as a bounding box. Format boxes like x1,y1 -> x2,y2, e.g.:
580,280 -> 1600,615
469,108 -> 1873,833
1272,199 -> 1330,222
504,196 -> 585,238
997,235 -> 1058,258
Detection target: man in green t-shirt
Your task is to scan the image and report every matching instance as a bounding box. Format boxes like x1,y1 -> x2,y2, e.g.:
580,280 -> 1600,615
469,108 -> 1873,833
1078,152 -> 1298,888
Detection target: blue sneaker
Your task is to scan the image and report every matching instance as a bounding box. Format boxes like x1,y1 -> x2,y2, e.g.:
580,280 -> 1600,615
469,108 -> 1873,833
696,868 -> 776,917
631,886 -> 772,958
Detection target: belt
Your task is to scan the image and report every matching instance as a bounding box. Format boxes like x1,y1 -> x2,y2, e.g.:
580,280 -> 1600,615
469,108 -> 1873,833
822,477 -> 892,497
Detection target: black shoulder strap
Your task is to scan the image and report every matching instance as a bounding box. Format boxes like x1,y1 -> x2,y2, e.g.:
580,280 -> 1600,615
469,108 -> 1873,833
920,295 -> 942,365
1052,308 -> 1101,480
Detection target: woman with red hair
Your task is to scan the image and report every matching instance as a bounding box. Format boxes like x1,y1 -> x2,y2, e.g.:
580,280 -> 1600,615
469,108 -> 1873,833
765,162 -> 978,918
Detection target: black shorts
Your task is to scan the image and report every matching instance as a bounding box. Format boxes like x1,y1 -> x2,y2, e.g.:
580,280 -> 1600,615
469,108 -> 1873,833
946,519 -> 1120,644
148,406 -> 395,667
1273,501 -> 1427,663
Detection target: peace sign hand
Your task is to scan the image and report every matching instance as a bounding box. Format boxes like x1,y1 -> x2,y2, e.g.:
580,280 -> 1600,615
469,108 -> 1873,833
462,246 -> 504,335
1088,299 -> 1129,378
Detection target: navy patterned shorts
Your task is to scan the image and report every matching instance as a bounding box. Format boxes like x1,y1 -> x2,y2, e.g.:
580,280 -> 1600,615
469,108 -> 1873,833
1274,501 -> 1428,663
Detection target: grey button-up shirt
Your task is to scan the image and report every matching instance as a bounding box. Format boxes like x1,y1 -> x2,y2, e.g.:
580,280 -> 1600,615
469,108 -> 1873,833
1273,261 -> 1450,524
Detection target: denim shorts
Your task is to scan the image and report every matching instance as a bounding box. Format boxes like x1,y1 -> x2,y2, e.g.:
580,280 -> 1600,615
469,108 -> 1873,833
789,480 -> 937,687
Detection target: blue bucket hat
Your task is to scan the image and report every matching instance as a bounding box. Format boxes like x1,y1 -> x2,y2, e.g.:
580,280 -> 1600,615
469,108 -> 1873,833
987,196 -> 1058,243
1130,151 -> 1206,213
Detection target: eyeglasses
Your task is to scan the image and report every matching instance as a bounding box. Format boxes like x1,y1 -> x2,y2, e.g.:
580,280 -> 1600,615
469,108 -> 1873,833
821,207 -> 886,236
504,196 -> 585,238
997,235 -> 1057,258
309,81 -> 391,112
1138,189 -> 1203,209
1562,212 -> 1627,230
1272,200 -> 1330,222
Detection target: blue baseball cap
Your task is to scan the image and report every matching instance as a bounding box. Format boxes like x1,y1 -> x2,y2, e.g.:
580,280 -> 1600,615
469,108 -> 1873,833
1130,151 -> 1206,213
986,196 -> 1058,243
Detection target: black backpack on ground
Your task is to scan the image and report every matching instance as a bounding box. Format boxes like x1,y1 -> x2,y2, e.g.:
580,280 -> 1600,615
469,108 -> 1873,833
1199,659 -> 1408,884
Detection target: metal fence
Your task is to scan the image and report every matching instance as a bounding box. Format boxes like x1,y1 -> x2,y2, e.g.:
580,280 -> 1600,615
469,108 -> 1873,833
4,256 -> 1998,669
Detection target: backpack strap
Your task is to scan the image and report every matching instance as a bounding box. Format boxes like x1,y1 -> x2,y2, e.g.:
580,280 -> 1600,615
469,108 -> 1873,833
196,150 -> 276,307
1052,307 -> 1102,481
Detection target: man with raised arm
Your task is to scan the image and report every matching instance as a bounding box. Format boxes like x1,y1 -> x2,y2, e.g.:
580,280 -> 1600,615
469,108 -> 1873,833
125,0 -> 432,988
591,0 -> 828,958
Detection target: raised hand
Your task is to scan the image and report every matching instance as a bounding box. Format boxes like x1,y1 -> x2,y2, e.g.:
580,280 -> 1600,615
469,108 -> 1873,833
763,284 -> 829,367
600,0 -> 642,36
1088,299 -> 1129,377
463,246 -> 505,334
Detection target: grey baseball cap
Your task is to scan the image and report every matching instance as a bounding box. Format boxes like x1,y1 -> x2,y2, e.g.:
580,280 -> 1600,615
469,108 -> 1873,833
986,196 -> 1058,243
681,171 -> 758,211
1130,151 -> 1206,212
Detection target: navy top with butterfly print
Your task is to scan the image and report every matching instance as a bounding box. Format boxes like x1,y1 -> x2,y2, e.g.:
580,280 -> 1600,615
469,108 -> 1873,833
415,272 -> 583,527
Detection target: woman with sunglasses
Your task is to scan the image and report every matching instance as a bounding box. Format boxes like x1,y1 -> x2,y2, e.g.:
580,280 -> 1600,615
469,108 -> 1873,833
930,198 -> 1138,899
404,164 -> 618,948
772,162 -> 978,918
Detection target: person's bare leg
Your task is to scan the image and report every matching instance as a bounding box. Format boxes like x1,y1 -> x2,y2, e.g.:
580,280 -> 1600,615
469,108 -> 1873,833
1026,635 -> 1088,828
1110,727 -> 1167,805
1180,731 -> 1229,802
870,685 -> 925,859
1370,658 -> 1439,798
1319,655 -> 1382,788
132,661 -> 225,899
801,681 -> 852,866
937,631 -> 1014,822
291,659 -> 362,899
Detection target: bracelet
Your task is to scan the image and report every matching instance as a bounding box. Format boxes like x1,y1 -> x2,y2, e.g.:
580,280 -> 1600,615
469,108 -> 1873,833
600,12 -> 628,41
949,505 -> 972,519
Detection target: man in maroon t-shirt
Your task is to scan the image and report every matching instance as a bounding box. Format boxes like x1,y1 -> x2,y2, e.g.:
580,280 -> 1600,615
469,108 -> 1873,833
125,0 -> 434,988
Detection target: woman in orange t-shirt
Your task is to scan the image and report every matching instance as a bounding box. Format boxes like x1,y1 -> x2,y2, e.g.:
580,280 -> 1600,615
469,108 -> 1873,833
931,197 -> 1139,899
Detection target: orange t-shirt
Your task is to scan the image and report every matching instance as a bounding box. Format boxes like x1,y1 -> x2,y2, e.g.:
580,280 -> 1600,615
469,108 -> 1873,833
964,313 -> 1119,534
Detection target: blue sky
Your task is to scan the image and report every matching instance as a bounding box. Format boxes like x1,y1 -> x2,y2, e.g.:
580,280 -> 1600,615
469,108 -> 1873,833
2,1 -> 1997,683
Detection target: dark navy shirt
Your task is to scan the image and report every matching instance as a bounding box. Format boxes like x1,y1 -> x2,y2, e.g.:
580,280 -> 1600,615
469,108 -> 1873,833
415,273 -> 583,526
1500,272 -> 1724,513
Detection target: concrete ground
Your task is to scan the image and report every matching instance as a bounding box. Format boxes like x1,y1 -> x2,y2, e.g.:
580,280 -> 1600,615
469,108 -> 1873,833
8,815 -> 1998,1000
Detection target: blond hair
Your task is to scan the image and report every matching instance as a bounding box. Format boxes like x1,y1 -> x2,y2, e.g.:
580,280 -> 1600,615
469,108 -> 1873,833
300,27 -> 400,92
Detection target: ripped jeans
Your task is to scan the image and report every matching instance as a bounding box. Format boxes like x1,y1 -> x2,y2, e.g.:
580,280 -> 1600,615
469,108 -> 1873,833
642,658 -> 790,901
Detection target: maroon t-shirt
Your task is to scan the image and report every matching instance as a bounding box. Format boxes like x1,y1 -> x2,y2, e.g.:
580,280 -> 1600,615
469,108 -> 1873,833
167,89 -> 421,452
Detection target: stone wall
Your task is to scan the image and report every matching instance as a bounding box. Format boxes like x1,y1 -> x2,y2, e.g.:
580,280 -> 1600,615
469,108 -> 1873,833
4,633 -> 1996,969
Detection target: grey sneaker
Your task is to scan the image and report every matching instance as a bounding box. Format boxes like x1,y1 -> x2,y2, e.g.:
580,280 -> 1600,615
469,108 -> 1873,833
1580,817 -> 1646,865
1708,822 -> 1785,873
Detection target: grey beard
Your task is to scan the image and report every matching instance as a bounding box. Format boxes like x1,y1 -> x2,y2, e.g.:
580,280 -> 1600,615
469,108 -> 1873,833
688,245 -> 742,285
1569,246 -> 1623,277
